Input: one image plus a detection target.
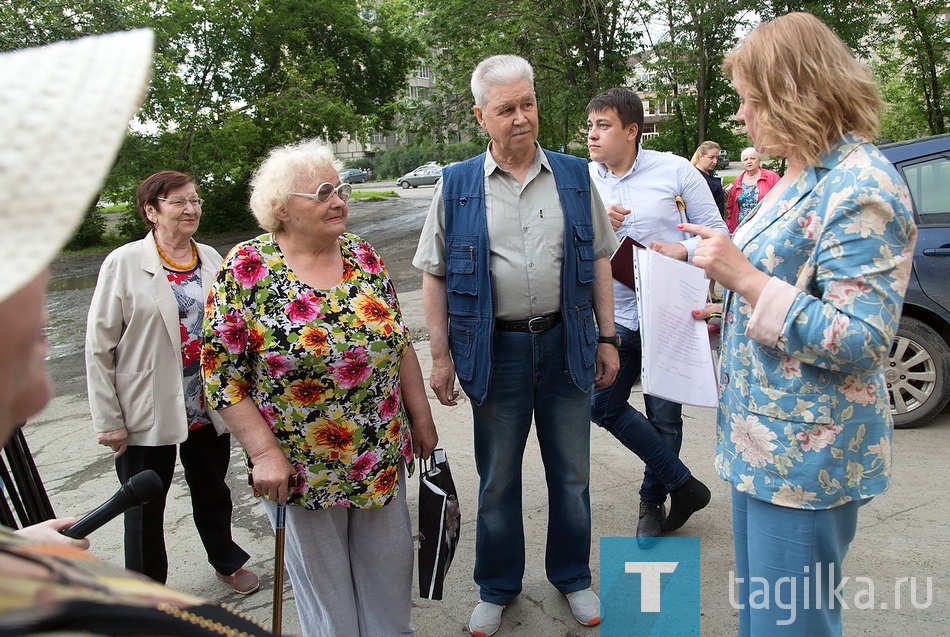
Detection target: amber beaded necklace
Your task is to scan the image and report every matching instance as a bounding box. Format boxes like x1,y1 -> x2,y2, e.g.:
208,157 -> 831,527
155,235 -> 198,270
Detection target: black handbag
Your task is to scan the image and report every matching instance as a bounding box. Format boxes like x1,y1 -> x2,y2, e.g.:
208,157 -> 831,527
417,448 -> 460,600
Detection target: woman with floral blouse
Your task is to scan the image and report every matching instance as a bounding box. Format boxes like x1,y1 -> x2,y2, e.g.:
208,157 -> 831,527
202,139 -> 438,637
684,13 -> 916,637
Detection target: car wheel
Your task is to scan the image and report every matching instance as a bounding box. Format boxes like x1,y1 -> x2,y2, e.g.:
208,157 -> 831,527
400,181 -> 410,189
888,316 -> 950,428
412,184 -> 418,188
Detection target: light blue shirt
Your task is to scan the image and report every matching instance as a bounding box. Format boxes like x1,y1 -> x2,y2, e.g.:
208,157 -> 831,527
589,147 -> 728,331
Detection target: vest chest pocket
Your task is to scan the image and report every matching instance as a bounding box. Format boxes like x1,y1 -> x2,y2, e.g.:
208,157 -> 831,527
573,223 -> 595,283
446,239 -> 477,296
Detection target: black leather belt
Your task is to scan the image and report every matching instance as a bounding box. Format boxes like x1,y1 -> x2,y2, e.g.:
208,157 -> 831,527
495,312 -> 563,333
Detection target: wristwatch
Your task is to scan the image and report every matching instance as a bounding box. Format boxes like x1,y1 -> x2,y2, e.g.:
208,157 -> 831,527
598,334 -> 620,347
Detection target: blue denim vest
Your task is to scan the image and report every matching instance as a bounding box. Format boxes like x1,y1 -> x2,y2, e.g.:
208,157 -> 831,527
442,150 -> 598,405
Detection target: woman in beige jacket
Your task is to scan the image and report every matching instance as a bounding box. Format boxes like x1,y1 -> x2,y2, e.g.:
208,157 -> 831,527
85,170 -> 258,594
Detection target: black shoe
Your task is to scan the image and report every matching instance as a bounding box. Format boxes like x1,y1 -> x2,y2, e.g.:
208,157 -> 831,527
637,501 -> 666,538
662,476 -> 711,532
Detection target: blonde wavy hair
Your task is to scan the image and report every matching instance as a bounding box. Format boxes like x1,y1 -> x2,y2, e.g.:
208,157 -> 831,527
690,140 -> 720,167
722,12 -> 882,166
249,139 -> 342,233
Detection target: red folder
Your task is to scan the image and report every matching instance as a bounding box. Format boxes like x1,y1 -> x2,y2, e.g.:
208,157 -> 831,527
610,235 -> 645,290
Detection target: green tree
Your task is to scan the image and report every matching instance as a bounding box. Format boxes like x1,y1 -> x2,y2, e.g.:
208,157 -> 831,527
407,0 -> 641,150
4,0 -> 424,238
876,0 -> 948,138
758,0 -> 882,56
634,0 -> 749,158
0,0 -> 135,51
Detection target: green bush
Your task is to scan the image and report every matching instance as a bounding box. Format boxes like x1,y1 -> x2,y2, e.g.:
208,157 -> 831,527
65,204 -> 107,250
195,180 -> 258,236
117,208 -> 147,241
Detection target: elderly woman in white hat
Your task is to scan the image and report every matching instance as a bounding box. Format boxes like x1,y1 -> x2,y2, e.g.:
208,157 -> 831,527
84,167 -> 258,594
0,30 -> 273,636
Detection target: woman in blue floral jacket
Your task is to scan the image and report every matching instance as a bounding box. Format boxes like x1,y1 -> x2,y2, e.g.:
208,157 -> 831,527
683,13 -> 917,637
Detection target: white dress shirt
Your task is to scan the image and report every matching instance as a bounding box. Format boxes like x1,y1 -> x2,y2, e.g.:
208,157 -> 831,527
589,147 -> 728,331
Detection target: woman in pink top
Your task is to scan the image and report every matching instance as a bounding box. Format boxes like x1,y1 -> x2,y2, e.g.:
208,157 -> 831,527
725,147 -> 780,232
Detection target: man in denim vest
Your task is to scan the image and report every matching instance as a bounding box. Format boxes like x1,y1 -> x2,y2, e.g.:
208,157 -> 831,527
413,55 -> 619,637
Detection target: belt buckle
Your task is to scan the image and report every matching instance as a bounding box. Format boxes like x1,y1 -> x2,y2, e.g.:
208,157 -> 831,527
527,316 -> 546,333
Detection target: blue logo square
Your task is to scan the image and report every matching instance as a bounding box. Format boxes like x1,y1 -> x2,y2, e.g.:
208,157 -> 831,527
600,536 -> 700,636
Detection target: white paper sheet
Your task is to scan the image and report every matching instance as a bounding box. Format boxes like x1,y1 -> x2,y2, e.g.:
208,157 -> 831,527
634,249 -> 718,408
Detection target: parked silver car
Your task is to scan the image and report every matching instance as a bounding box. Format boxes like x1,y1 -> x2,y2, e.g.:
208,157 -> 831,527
340,168 -> 367,184
397,165 -> 442,188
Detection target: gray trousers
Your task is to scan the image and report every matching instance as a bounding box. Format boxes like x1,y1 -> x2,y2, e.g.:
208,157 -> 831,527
262,465 -> 415,637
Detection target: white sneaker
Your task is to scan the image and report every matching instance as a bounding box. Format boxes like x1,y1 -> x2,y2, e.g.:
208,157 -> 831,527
566,588 -> 601,626
469,600 -> 505,637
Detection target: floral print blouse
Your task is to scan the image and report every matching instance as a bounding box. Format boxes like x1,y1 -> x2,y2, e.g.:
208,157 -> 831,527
167,266 -> 213,430
202,233 -> 413,510
715,135 -> 917,509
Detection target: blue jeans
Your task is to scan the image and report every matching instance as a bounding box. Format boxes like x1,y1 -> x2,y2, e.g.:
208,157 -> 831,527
471,323 -> 592,605
590,324 -> 690,504
732,489 -> 865,637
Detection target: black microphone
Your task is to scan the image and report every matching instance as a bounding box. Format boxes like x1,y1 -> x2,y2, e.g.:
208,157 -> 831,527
61,470 -> 164,539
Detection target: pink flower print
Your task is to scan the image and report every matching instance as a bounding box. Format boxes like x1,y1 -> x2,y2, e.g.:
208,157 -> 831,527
355,242 -> 384,274
265,352 -> 293,378
232,246 -> 268,287
730,413 -> 778,468
840,375 -> 877,406
329,348 -> 372,389
826,277 -> 871,310
285,290 -> 321,324
797,422 -> 843,452
378,387 -> 400,420
778,355 -> 802,380
798,212 -> 822,240
258,403 -> 279,430
346,450 -> 380,481
216,313 -> 248,353
820,314 -> 851,355
401,429 -> 414,464
291,464 -> 307,494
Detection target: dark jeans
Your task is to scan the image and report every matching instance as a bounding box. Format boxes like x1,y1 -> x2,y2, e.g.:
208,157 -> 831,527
471,324 -> 593,605
115,424 -> 249,583
590,324 -> 690,504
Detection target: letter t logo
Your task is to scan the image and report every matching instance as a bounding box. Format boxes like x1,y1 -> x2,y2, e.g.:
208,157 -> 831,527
625,562 -> 679,612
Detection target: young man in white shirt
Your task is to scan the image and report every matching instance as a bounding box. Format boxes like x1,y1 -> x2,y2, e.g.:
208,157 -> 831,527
586,88 -> 728,539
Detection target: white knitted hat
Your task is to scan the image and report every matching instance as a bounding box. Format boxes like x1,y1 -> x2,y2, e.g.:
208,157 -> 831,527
0,29 -> 153,302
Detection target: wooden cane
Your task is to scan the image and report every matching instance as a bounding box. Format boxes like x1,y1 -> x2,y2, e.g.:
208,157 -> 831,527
273,501 -> 286,635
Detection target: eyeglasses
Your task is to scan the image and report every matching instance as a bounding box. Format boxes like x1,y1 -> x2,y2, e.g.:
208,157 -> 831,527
292,182 -> 353,203
158,197 -> 204,208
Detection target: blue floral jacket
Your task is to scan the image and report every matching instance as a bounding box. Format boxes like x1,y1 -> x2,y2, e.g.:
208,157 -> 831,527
716,134 -> 917,509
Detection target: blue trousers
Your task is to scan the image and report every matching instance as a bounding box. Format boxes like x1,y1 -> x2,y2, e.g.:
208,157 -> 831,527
731,489 -> 864,637
470,323 -> 593,605
590,324 -> 690,504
